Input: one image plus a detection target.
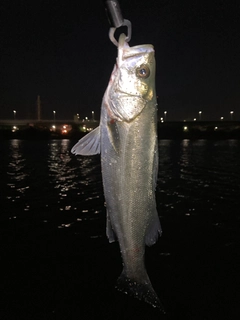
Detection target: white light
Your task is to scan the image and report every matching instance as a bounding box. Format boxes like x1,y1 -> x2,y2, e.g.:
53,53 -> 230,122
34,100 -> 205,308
12,125 -> 18,132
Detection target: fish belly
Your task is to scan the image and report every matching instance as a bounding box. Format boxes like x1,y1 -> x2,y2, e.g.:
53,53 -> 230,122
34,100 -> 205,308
101,101 -> 163,309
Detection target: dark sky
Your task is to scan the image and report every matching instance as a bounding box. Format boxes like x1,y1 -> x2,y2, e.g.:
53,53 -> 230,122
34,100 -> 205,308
0,0 -> 239,121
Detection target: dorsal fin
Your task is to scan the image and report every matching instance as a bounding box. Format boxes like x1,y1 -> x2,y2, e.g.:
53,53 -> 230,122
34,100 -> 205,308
71,126 -> 100,155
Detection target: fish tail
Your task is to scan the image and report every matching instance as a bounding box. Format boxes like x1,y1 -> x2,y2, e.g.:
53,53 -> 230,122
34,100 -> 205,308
115,270 -> 165,313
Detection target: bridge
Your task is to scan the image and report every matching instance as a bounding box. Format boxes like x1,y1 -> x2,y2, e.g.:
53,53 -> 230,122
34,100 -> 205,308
0,119 -> 99,133
1,118 -> 240,139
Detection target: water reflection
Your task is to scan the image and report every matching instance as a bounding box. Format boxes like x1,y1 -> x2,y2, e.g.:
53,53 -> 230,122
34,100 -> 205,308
48,140 -> 79,202
7,140 -> 29,203
2,139 -> 239,237
47,140 -> 103,223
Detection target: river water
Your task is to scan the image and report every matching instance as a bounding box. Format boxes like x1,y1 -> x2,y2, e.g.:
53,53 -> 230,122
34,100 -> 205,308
1,139 -> 240,319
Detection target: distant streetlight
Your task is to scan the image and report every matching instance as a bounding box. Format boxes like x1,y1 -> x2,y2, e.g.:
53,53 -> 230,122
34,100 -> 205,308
53,110 -> 56,121
92,111 -> 95,121
164,111 -> 167,121
230,111 -> 234,120
220,116 -> 224,121
193,118 -> 196,121
13,110 -> 16,120
199,111 -> 202,121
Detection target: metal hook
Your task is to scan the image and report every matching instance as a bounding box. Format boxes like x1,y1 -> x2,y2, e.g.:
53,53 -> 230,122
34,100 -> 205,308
103,0 -> 124,28
109,19 -> 132,46
103,1 -> 132,46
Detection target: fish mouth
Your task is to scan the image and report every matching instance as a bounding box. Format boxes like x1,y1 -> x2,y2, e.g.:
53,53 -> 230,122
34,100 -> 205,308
122,45 -> 154,59
115,89 -> 148,101
118,91 -> 144,99
115,89 -> 147,101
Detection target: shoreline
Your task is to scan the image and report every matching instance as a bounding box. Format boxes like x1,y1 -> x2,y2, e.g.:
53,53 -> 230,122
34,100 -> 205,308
1,122 -> 240,140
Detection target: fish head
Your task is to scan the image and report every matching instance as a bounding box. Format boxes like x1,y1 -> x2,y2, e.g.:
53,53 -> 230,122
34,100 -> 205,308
106,34 -> 156,122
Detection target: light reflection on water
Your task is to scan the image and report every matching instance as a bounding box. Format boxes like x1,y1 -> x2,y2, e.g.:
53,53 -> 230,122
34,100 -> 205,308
46,140 -> 103,229
7,140 -> 29,204
48,139 -> 78,196
1,139 -> 240,235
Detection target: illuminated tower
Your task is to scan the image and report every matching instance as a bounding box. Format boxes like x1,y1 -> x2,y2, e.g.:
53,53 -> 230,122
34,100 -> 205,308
37,95 -> 41,121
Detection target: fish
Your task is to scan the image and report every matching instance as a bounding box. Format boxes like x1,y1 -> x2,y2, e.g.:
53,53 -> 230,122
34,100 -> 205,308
71,33 -> 164,311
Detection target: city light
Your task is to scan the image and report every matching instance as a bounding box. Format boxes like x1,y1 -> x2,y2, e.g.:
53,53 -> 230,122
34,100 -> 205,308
13,110 -> 16,120
199,111 -> 202,121
61,124 -> 71,134
164,111 -> 167,121
12,125 -> 18,132
53,110 -> 56,121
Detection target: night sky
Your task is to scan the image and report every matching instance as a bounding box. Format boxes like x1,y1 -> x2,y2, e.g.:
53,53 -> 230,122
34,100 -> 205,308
1,0 -> 239,121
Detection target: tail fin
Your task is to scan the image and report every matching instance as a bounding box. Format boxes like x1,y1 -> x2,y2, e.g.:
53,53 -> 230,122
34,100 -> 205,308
115,271 -> 165,313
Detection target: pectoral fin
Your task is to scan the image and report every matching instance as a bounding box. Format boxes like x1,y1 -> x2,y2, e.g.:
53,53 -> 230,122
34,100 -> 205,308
71,126 -> 100,155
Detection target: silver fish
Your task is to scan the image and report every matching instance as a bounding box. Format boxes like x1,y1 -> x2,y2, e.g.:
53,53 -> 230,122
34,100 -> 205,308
71,34 -> 164,311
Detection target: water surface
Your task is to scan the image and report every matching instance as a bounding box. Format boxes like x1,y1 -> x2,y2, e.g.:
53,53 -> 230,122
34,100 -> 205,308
1,139 -> 239,319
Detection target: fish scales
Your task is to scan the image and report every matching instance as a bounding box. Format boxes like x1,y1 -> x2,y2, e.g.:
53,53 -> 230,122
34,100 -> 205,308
102,106 -> 158,271
71,33 -> 164,312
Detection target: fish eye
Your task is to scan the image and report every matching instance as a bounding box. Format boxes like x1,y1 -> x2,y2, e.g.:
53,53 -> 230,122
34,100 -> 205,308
136,64 -> 150,79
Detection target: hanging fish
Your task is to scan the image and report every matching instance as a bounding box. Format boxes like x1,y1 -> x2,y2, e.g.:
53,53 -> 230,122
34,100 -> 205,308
71,33 -> 164,311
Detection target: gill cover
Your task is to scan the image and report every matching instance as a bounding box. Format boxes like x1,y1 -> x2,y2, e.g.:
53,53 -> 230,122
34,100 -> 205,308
108,34 -> 156,122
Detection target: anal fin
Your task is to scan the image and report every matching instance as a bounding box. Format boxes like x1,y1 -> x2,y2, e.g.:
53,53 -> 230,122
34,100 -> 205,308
145,211 -> 162,246
106,210 -> 117,243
